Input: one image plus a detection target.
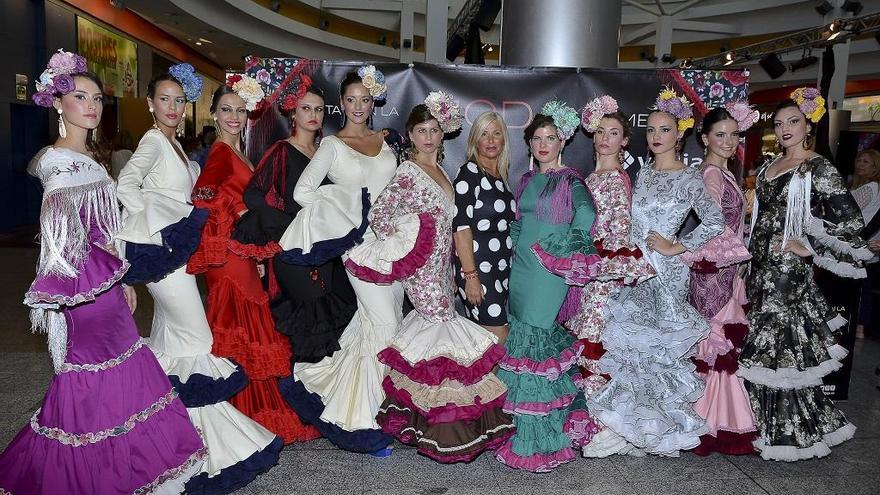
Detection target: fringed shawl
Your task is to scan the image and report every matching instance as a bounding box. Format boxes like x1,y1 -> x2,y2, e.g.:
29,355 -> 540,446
515,167 -> 584,225
27,147 -> 121,370
749,157 -> 812,250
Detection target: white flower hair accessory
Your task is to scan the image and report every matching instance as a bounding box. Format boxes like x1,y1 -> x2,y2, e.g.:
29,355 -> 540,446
226,73 -> 265,112
357,65 -> 387,101
581,95 -> 619,133
424,91 -> 463,134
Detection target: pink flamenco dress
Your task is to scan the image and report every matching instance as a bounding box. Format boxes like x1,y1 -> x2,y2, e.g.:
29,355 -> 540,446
562,169 -> 656,458
0,147 -> 206,494
681,165 -> 757,455
344,161 -> 515,462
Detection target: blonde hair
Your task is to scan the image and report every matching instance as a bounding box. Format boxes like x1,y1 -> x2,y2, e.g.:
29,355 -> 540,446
466,111 -> 511,186
853,149 -> 880,189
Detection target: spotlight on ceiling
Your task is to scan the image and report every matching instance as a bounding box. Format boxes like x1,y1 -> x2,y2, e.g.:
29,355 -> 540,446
815,1 -> 834,16
759,53 -> 787,79
842,1 -> 864,15
319,19 -> 329,30
678,58 -> 693,69
724,51 -> 736,66
269,0 -> 281,12
790,54 -> 819,71
827,20 -> 845,40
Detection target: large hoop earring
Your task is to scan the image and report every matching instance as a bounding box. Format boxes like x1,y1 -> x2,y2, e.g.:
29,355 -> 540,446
803,134 -> 815,149
57,108 -> 67,138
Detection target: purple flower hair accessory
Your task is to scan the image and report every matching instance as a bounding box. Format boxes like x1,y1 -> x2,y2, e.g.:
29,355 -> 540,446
33,49 -> 88,107
723,100 -> 760,132
652,86 -> 694,132
581,95 -> 619,133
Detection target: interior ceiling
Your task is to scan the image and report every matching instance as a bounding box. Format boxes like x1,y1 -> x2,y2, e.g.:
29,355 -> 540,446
121,0 -> 879,87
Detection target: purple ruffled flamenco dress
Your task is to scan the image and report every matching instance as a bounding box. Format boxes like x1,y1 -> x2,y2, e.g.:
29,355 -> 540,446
0,147 -> 205,494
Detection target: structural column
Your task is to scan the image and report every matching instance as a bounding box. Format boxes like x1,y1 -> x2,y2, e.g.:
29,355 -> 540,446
424,0 -> 449,64
500,0 -> 621,67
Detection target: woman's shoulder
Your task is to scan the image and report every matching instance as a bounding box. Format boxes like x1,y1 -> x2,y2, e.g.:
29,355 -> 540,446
454,161 -> 481,181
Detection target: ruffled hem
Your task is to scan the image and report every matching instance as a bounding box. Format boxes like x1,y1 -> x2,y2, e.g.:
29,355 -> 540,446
499,340 -> 583,381
228,239 -> 281,262
25,245 -> 128,308
278,376 -> 393,453
122,208 -> 209,285
737,344 -> 848,389
692,430 -> 757,456
344,212 -> 436,284
503,393 -> 576,416
593,254 -> 657,285
184,436 -> 282,495
681,225 -> 751,268
531,244 -> 602,286
581,428 -> 632,458
377,344 -> 505,387
377,401 -> 515,464
494,441 -> 575,473
278,189 -> 370,267
382,375 -> 507,425
564,408 -> 600,448
753,423 -> 855,462
143,445 -> 208,495
272,290 -> 355,364
168,366 -> 248,409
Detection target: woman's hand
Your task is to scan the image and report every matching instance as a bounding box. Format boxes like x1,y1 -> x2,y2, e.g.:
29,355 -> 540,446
464,276 -> 484,305
868,240 -> 880,253
122,285 -> 137,314
257,264 -> 266,278
646,231 -> 684,256
776,239 -> 812,258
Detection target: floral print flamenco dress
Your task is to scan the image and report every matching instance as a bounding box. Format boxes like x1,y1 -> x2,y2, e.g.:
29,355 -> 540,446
681,165 -> 757,456
0,148 -> 205,494
587,165 -> 724,456
564,169 -> 655,457
345,161 -> 515,462
741,155 -> 865,460
496,168 -> 602,472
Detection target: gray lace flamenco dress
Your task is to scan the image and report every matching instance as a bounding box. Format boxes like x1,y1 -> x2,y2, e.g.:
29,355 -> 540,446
587,165 -> 725,456
741,155 -> 867,461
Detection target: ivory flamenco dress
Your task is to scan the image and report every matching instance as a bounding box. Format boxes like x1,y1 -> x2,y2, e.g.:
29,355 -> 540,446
116,129 -> 283,494
345,161 -> 516,462
276,135 -> 401,452
587,165 -> 725,456
741,156 -> 864,460
680,165 -> 756,456
232,141 -> 356,365
563,169 -> 655,458
188,141 -> 318,444
496,168 -> 602,472
0,147 -> 205,494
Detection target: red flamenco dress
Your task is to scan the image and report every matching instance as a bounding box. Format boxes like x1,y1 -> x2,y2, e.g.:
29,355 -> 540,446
188,141 -> 319,444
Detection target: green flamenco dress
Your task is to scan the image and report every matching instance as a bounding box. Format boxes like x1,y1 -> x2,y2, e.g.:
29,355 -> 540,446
495,168 -> 601,472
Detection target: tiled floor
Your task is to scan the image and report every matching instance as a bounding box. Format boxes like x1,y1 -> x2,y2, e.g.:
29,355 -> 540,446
1,246 -> 879,494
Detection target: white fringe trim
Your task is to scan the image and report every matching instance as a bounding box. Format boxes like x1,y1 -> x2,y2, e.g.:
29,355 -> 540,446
826,343 -> 849,360
807,217 -> 874,260
812,254 -> 868,279
754,422 -> 856,462
581,428 -> 633,458
737,357 -> 844,389
827,315 -> 848,332
29,308 -> 67,372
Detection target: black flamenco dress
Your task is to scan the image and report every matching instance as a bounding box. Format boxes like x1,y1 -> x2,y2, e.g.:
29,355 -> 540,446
233,141 -> 357,365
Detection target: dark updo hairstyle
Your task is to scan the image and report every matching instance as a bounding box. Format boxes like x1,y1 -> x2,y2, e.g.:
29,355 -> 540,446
59,72 -> 111,171
771,99 -> 816,135
523,114 -> 556,143
339,70 -> 364,97
210,84 -> 239,113
598,111 -> 632,140
696,107 -> 737,149
404,103 -> 442,161
147,73 -> 183,99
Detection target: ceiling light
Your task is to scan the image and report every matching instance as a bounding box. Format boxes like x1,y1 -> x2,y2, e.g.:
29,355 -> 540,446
815,1 -> 834,16
827,20 -> 844,39
661,53 -> 677,64
759,53 -> 787,79
790,54 -> 819,71
724,51 -> 736,66
678,58 -> 693,69
195,41 -> 202,46
842,1 -> 864,15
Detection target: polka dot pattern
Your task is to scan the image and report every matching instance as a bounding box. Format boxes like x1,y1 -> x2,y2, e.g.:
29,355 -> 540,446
451,161 -> 515,326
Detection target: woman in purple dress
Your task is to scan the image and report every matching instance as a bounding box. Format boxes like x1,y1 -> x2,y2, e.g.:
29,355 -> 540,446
0,51 -> 205,495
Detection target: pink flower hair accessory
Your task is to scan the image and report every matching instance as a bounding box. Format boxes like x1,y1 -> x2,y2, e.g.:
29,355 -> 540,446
723,101 -> 760,132
581,95 -> 619,133
424,91 -> 463,133
651,86 -> 694,132
33,49 -> 88,108
790,87 -> 826,123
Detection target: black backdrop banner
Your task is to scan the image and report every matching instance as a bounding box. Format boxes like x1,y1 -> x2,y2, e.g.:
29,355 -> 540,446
242,60 -> 853,400
246,62 -> 750,185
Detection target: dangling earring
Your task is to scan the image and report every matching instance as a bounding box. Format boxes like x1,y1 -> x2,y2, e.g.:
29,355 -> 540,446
177,112 -> 185,138
340,113 -> 346,128
529,154 -> 535,171
149,106 -> 159,129
803,134 -> 814,149
618,148 -> 626,165
57,108 -> 66,138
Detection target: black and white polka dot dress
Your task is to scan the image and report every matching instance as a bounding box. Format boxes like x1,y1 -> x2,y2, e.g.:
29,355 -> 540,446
452,161 -> 515,326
